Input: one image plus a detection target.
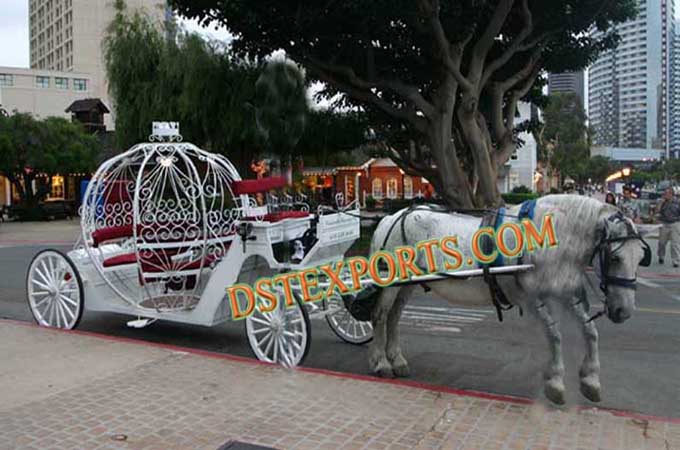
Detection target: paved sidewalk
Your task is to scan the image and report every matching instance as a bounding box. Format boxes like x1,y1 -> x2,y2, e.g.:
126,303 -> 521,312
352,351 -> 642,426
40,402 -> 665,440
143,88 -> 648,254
1,321 -> 678,450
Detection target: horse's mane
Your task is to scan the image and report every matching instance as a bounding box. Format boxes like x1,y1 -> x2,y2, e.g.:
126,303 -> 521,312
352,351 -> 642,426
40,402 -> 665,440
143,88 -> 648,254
535,194 -> 618,229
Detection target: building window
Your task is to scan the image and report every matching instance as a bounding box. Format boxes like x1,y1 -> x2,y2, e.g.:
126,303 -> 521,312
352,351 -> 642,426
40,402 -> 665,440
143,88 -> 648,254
372,178 -> 383,199
35,75 -> 50,88
386,178 -> 398,199
49,175 -> 65,200
73,78 -> 87,91
55,77 -> 69,89
403,176 -> 413,199
0,73 -> 13,87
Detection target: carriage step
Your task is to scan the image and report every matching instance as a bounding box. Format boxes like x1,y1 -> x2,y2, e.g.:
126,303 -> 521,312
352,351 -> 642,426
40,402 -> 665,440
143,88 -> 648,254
126,318 -> 156,328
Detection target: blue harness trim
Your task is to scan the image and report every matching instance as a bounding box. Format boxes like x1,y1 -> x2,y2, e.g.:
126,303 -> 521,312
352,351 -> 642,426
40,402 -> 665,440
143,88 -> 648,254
478,207 -> 506,268
518,199 -> 536,222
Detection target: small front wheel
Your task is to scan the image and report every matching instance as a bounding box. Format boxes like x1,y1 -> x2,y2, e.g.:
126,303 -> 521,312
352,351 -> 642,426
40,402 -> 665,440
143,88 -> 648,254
245,292 -> 311,367
324,293 -> 373,345
26,249 -> 84,329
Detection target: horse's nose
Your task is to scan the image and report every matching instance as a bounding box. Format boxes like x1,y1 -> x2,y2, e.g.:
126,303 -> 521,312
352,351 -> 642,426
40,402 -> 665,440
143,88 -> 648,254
612,307 -> 631,323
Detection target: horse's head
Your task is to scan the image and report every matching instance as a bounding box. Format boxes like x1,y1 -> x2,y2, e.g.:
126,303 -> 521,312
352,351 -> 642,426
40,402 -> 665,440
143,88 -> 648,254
593,211 -> 651,323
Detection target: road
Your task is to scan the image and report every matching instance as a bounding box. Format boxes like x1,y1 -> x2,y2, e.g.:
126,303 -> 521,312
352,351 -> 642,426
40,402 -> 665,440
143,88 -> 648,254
1,222 -> 680,419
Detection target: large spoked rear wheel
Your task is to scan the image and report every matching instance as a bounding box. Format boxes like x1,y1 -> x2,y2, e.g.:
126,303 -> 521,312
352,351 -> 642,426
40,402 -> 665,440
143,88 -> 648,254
245,293 -> 311,367
324,293 -> 373,345
26,249 -> 84,329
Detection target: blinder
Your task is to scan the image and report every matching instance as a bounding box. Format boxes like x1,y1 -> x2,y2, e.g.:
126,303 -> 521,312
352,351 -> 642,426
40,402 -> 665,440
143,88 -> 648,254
592,212 -> 651,296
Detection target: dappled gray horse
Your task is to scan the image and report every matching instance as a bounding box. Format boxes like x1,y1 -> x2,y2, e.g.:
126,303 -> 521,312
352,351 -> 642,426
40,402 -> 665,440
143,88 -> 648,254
367,194 -> 650,404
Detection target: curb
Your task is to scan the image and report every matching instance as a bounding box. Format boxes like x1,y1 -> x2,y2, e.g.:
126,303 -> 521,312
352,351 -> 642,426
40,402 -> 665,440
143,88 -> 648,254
3,318 -> 680,425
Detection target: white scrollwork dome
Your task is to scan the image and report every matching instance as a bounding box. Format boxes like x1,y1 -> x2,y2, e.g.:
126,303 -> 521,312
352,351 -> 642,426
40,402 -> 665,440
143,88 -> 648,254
80,128 -> 243,310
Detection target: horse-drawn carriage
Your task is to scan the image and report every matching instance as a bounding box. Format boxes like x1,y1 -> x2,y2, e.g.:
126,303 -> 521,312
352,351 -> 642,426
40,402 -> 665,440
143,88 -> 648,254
25,122 -> 373,366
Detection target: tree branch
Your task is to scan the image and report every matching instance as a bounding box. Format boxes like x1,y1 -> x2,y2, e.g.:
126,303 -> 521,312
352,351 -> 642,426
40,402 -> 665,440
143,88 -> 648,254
470,0 -> 515,79
480,0 -> 535,88
306,63 -> 428,132
305,57 -> 436,118
417,0 -> 475,93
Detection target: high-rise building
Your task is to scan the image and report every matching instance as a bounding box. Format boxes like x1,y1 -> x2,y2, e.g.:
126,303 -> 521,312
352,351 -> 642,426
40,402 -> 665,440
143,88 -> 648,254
588,0 -> 680,157
28,0 -> 168,129
548,71 -> 585,105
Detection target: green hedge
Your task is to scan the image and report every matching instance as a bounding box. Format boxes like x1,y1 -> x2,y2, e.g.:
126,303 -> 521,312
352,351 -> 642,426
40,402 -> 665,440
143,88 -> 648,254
501,192 -> 539,205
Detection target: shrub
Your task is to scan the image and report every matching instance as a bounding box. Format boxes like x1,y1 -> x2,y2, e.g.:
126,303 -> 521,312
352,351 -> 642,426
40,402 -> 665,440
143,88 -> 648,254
511,185 -> 532,194
365,196 -> 376,211
501,192 -> 539,205
382,198 -> 413,213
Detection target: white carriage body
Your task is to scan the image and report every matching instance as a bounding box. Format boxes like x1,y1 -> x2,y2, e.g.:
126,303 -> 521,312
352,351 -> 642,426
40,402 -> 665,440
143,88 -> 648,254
26,123 -> 372,367
70,130 -> 359,327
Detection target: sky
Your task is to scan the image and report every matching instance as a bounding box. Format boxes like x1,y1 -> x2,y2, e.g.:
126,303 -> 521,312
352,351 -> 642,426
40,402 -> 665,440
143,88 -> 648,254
0,0 -> 233,68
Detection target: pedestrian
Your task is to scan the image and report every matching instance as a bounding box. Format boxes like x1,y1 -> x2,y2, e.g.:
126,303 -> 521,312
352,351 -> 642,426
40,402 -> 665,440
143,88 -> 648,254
619,185 -> 641,224
605,192 -> 616,206
656,187 -> 680,267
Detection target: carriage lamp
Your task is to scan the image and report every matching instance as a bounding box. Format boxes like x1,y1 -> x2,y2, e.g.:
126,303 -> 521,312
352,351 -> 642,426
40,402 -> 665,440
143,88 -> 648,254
237,221 -> 256,251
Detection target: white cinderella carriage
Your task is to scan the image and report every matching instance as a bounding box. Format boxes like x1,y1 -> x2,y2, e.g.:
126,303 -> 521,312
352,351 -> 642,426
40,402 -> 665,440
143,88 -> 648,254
26,122 -> 373,366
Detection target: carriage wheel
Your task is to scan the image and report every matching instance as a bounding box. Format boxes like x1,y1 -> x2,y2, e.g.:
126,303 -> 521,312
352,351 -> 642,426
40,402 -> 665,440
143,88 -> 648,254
245,293 -> 311,367
324,293 -> 373,345
26,249 -> 84,329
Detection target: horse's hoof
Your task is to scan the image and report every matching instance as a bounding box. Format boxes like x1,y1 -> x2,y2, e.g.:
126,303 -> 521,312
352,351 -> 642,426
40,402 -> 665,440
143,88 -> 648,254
392,361 -> 410,377
544,379 -> 566,405
580,377 -> 601,403
374,363 -> 395,378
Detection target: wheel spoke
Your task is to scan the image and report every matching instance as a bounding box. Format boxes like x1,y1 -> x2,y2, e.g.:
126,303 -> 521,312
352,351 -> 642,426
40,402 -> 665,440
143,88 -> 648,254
278,339 -> 291,366
48,299 -> 56,325
34,266 -> 52,286
31,278 -> 51,291
249,316 -> 271,326
272,336 -> 279,362
54,300 -> 62,327
263,332 -> 275,357
31,290 -> 50,298
59,294 -> 78,308
59,297 -> 76,320
33,296 -> 51,309
251,327 -> 270,336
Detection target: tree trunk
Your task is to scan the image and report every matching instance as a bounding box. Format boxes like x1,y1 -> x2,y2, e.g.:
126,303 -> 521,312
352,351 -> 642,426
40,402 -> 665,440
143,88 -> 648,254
426,117 -> 474,209
456,100 -> 502,208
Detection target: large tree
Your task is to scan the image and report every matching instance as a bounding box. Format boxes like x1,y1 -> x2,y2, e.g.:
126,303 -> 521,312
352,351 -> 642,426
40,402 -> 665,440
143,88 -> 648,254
0,113 -> 99,207
170,0 -> 637,207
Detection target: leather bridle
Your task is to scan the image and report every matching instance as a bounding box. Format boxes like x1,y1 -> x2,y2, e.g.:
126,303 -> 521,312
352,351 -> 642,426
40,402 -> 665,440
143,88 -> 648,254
587,212 -> 651,322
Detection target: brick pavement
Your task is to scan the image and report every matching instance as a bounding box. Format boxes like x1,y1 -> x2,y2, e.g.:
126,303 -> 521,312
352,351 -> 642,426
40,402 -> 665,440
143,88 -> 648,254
1,321 -> 678,450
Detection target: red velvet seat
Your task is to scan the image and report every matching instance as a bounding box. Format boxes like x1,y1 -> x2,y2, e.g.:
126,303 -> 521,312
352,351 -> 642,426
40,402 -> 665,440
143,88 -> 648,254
263,211 -> 310,222
92,224 -> 136,247
231,176 -> 288,195
102,247 -> 226,270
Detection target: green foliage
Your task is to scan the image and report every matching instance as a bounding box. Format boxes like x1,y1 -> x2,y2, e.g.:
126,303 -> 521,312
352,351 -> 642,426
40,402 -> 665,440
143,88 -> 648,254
582,155 -> 618,183
104,3 -> 261,171
252,60 -> 309,157
539,93 -> 590,181
104,4 -> 367,173
501,192 -> 539,205
511,185 -> 531,194
0,113 -> 99,207
364,195 -> 377,211
297,109 -> 369,166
